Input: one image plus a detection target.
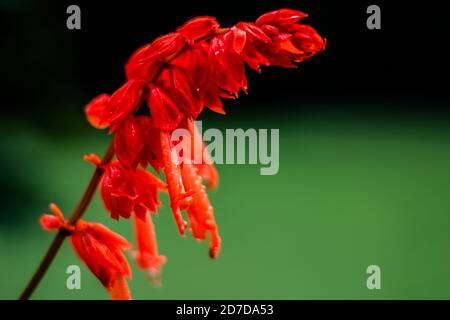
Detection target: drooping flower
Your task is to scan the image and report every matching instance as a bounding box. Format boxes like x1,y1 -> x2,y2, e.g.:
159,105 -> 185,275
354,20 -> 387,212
180,161 -> 221,258
40,204 -> 132,300
147,84 -> 185,131
208,31 -> 248,97
132,211 -> 166,281
159,129 -> 188,235
187,118 -> 219,190
112,116 -> 163,171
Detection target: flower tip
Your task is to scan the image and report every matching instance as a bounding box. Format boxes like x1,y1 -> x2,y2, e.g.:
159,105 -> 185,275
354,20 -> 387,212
209,246 -> 220,259
110,275 -> 132,300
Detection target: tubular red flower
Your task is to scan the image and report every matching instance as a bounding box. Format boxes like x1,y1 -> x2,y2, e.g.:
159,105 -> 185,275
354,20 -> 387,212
159,130 -> 187,235
132,212 -> 166,279
186,118 -> 219,190
180,162 -> 221,259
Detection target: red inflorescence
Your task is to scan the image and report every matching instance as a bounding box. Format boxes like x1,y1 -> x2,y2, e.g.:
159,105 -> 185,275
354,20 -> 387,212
42,8 -> 325,299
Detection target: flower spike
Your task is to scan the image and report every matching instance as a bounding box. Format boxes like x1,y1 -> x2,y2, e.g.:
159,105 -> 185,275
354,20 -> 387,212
32,8 -> 324,300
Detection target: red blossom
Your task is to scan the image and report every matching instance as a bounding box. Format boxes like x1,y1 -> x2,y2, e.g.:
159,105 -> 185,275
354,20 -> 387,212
159,130 -> 188,235
188,119 -> 219,190
40,204 -> 132,298
147,84 -> 184,131
90,159 -> 166,220
132,212 -> 166,280
180,162 -> 221,259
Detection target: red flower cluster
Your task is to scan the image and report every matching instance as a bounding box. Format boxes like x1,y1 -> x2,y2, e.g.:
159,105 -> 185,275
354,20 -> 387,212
41,9 -> 325,299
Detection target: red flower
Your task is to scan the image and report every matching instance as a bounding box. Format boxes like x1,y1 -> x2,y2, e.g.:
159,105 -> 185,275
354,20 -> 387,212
147,84 -> 184,131
93,159 -> 166,220
132,212 -> 166,280
185,43 -> 230,114
40,204 -> 132,299
255,9 -> 326,64
71,220 -> 131,289
113,116 -> 163,171
159,130 -> 188,235
180,162 -> 221,258
84,80 -> 147,133
187,119 -> 218,190
209,31 -> 247,97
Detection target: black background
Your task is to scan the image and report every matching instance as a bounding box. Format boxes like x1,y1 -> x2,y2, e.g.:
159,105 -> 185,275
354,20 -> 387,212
1,0 -> 449,127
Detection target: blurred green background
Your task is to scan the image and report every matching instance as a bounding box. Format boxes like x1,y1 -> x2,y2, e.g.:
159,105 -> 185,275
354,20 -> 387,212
2,108 -> 450,299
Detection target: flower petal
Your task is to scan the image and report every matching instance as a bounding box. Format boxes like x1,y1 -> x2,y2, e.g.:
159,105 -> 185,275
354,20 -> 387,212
85,94 -> 110,129
177,16 -> 220,40
148,85 -> 184,131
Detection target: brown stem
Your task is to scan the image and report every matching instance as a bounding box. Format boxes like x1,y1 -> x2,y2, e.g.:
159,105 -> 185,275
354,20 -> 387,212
19,141 -> 115,300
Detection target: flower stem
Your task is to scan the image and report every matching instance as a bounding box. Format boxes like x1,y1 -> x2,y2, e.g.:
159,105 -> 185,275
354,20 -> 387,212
19,141 -> 115,300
